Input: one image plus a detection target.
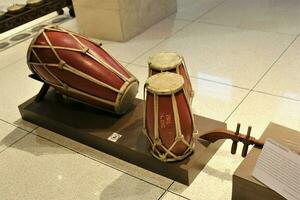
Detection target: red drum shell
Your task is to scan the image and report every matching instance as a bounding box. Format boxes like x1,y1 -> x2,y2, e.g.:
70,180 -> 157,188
144,72 -> 196,162
146,91 -> 193,156
27,26 -> 138,114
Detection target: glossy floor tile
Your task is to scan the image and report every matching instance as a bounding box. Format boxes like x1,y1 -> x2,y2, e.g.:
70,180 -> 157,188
169,139 -> 243,200
59,18 -> 80,34
102,18 -> 190,63
226,91 -> 300,138
176,0 -> 191,8
161,192 -> 188,200
33,127 -> 173,189
0,120 -> 28,152
190,78 -> 249,121
133,22 -> 294,89
59,18 -> 111,45
125,64 -> 249,122
199,0 -> 300,35
59,18 -> 111,44
0,58 -> 41,131
255,36 -> 300,101
0,134 -> 165,200
171,0 -> 224,21
0,39 -> 32,70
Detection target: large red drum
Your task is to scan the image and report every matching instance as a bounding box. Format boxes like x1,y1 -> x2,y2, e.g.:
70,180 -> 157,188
148,52 -> 194,104
143,72 -> 198,162
27,26 -> 139,114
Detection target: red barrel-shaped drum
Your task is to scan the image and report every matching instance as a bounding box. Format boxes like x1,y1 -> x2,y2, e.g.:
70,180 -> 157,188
27,26 -> 139,114
148,52 -> 194,104
143,72 -> 197,162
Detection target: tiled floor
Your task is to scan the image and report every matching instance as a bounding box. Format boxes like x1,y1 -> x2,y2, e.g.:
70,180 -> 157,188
0,0 -> 300,199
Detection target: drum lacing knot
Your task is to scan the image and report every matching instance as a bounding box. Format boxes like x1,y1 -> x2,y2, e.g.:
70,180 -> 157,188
82,47 -> 89,54
175,135 -> 184,142
154,139 -> 162,145
160,154 -> 167,160
62,83 -> 68,91
58,60 -> 66,69
190,90 -> 195,98
192,130 -> 199,137
52,24 -> 59,29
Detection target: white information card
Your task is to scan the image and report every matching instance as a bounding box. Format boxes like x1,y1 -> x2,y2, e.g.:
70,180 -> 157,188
252,139 -> 300,200
107,132 -> 122,142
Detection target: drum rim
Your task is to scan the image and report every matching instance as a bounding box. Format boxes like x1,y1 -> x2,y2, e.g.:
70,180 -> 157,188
7,4 -> 26,13
26,24 -> 47,74
27,0 -> 44,6
115,79 -> 139,114
148,52 -> 183,71
0,11 -> 6,19
146,72 -> 184,95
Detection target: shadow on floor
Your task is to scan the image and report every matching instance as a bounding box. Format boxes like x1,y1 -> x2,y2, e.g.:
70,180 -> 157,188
99,173 -> 163,200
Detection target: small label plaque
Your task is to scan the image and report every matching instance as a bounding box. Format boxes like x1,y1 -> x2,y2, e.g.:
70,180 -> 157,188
108,132 -> 122,142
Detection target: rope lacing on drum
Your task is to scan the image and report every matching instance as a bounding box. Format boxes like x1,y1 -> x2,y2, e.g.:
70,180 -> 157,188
143,127 -> 195,162
142,86 -> 196,162
62,83 -> 68,91
81,47 -> 89,54
58,60 -> 66,69
27,26 -> 128,107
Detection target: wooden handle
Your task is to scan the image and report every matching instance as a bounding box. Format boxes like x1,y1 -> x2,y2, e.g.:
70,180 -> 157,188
200,123 -> 264,157
241,126 -> 252,157
231,123 -> 240,154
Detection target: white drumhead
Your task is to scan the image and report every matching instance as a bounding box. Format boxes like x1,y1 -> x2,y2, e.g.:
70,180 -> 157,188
7,4 -> 26,12
0,11 -> 6,19
146,72 -> 184,94
148,52 -> 182,70
27,0 -> 43,5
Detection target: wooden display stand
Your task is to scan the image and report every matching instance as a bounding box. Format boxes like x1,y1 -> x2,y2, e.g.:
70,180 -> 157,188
19,87 -> 226,185
232,123 -> 300,200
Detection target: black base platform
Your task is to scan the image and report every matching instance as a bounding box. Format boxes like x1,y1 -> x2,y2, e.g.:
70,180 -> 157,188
19,90 -> 226,185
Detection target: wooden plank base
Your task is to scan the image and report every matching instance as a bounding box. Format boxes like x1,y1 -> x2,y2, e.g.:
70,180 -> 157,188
19,90 -> 226,185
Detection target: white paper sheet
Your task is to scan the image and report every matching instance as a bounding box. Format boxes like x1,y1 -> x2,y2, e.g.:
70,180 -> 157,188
252,139 -> 300,200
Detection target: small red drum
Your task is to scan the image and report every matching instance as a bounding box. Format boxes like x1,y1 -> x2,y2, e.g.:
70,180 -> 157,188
27,26 -> 139,114
143,72 -> 198,162
148,52 -> 194,104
